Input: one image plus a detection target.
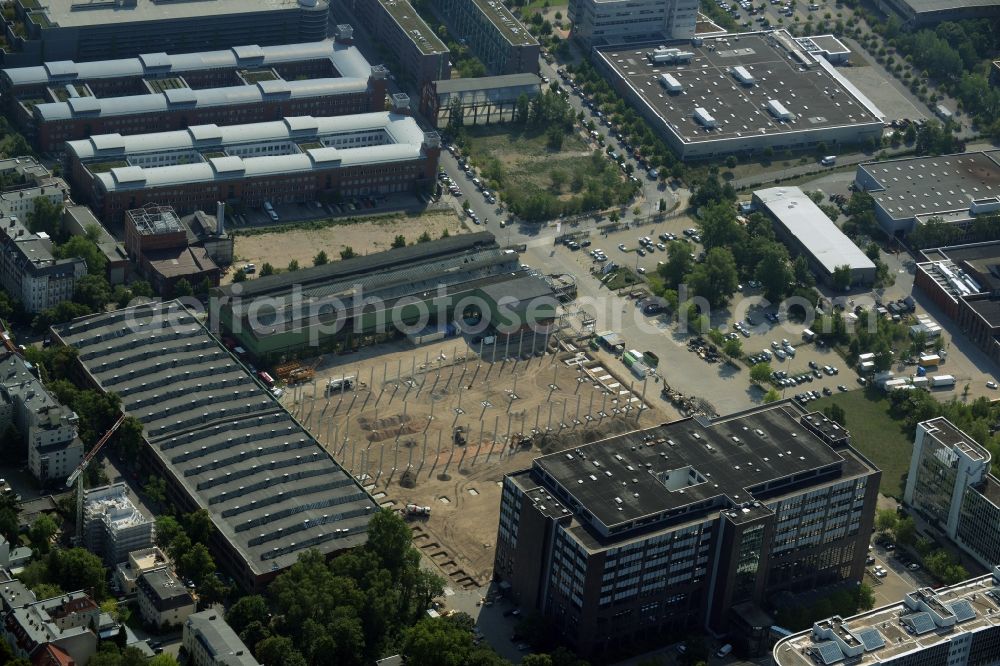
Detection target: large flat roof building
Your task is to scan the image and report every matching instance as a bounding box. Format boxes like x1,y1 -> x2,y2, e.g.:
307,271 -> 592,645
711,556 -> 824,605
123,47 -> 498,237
874,0 -> 1000,26
774,568 -> 1000,666
855,151 -> 1000,237
0,0 -> 331,67
3,38 -> 387,153
754,186 -> 876,287
64,111 -> 441,223
214,231 -> 558,362
594,31 -> 884,160
914,240 -> 1000,366
494,402 -> 881,657
0,40 -> 388,152
51,301 -> 380,592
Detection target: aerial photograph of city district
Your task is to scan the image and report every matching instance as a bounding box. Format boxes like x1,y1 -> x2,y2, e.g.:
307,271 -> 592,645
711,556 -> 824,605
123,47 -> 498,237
0,0 -> 999,664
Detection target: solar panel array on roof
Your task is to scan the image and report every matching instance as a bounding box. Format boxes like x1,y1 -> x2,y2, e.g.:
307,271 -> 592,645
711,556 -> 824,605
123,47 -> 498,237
814,641 -> 844,665
949,599 -> 976,623
905,612 -> 937,635
854,627 -> 885,651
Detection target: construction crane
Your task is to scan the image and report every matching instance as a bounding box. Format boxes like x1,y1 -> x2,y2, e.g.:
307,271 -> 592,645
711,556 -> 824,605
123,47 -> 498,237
66,413 -> 127,542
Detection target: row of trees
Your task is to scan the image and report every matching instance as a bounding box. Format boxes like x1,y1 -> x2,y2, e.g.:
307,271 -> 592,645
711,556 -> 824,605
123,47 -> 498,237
225,511 -> 583,666
154,511 -> 229,608
876,509 -> 968,585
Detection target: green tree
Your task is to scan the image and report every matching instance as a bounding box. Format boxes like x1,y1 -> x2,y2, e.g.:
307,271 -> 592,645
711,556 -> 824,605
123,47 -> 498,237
48,548 -> 108,600
56,235 -> 107,275
111,416 -> 143,461
755,246 -> 793,302
129,279 -> 153,298
226,594 -> 270,635
232,268 -> 247,283
895,516 -> 917,546
287,259 -> 300,272
155,515 -> 184,550
403,617 -> 473,666
26,198 -> 64,240
260,263 -> 275,277
763,388 -> 781,403
173,278 -> 194,298
143,475 -> 168,505
750,362 -> 773,384
29,514 -> 59,553
179,542 -> 216,586
514,93 -> 530,124
32,301 -> 92,332
793,255 -> 815,287
658,241 -> 693,287
832,265 -> 852,292
73,274 -> 113,310
417,231 -> 432,243
697,203 -> 744,251
687,247 -> 739,308
339,247 -> 356,260
391,235 -> 407,248
185,509 -> 213,545
875,508 -> 898,534
256,636 -> 307,666
313,251 -> 329,266
723,337 -> 742,359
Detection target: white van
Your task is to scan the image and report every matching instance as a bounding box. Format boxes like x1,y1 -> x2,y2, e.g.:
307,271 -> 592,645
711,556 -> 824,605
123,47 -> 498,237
821,155 -> 837,166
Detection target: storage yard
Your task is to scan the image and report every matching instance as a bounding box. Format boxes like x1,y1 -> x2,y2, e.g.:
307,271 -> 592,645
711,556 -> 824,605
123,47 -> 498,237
280,336 -> 670,587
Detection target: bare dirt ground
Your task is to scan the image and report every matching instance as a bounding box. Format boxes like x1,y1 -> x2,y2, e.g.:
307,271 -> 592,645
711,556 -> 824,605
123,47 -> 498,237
225,212 -> 464,284
280,336 -> 673,589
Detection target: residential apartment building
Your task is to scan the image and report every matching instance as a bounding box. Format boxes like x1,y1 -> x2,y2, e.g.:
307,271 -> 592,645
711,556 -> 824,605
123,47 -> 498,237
494,402 -> 881,657
337,0 -> 451,88
1,590 -> 101,665
0,214 -> 85,314
183,610 -> 261,666
0,0 -> 331,68
903,418 -> 1000,570
136,568 -> 196,629
114,547 -> 170,596
774,567 -> 1000,666
82,483 -> 155,566
3,38 -> 388,153
430,0 -> 538,74
568,0 -> 699,48
64,110 -> 441,224
0,352 -> 82,486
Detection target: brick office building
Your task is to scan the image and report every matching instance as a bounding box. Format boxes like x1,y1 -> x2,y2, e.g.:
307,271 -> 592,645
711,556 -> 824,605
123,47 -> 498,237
494,402 -> 881,657
3,37 -> 387,152
64,109 -> 440,224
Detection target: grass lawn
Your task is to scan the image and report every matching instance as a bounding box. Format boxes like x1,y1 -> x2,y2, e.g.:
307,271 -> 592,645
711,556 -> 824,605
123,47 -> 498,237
458,125 -> 633,221
813,390 -> 913,499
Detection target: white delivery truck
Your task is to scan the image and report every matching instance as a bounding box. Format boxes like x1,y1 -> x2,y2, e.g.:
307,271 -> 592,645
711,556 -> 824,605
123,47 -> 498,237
931,374 -> 956,388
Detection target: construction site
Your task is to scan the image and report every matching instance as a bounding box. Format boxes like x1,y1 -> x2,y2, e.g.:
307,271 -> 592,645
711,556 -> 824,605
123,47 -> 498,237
279,331 -> 672,590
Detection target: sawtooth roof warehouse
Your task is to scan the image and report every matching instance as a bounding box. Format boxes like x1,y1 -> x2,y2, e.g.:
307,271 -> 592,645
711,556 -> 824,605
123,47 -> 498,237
594,31 -> 885,159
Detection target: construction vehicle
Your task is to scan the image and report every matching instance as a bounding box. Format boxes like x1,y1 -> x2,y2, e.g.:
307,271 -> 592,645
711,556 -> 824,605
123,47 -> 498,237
66,413 -> 127,542
404,504 -> 431,518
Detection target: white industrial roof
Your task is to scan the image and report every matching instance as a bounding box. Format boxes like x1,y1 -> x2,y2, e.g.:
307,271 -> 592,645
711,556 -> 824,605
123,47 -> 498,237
34,77 -> 368,121
755,186 -> 876,275
3,38 -> 370,87
68,112 -> 425,160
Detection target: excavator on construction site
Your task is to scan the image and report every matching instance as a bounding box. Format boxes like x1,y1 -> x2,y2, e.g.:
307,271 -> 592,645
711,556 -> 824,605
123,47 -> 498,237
65,413 -> 127,542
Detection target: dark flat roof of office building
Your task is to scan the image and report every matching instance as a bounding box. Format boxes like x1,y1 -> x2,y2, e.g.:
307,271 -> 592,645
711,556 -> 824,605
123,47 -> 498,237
923,240 -> 1000,295
533,402 -> 851,531
52,301 -> 378,579
594,31 -> 882,145
860,152 -> 1000,221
